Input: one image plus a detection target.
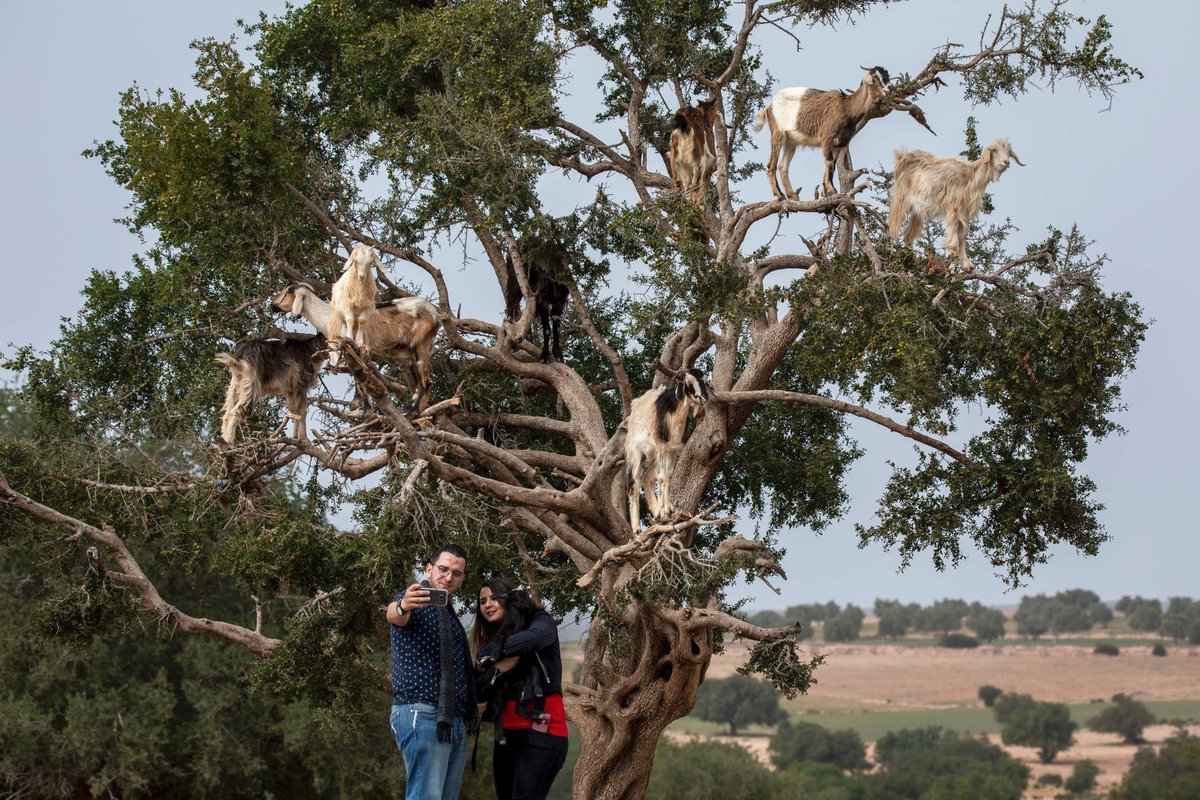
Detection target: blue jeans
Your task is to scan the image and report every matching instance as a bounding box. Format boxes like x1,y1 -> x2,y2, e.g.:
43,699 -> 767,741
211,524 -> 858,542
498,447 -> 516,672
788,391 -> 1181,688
391,703 -> 468,800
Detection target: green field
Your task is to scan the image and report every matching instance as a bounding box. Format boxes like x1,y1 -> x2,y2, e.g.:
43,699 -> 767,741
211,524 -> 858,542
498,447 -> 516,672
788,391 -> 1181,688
669,699 -> 1200,743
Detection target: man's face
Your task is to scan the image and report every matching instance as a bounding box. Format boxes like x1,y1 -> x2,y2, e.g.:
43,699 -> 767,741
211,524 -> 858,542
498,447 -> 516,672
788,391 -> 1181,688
425,553 -> 467,595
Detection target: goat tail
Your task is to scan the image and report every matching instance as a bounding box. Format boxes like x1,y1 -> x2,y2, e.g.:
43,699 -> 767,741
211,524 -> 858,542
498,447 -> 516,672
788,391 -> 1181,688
214,352 -> 244,375
752,106 -> 769,133
892,148 -> 919,178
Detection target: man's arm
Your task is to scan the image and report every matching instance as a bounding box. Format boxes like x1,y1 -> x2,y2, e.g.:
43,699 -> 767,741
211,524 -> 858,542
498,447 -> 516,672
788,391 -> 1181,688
386,582 -> 429,627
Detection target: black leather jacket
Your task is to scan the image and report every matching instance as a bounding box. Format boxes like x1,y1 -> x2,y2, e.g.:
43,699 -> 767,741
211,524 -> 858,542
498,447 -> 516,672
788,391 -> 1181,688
475,609 -> 563,717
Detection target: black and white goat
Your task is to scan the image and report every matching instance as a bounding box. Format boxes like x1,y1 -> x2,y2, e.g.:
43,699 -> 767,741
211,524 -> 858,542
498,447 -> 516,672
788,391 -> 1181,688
669,99 -> 721,203
215,333 -> 327,443
504,250 -> 571,364
887,139 -> 1025,272
624,369 -> 710,530
270,283 -> 440,413
328,244 -> 381,366
754,67 -> 892,198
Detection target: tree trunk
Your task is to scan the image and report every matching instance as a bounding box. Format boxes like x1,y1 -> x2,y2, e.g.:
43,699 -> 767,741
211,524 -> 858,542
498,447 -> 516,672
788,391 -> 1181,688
566,612 -> 713,799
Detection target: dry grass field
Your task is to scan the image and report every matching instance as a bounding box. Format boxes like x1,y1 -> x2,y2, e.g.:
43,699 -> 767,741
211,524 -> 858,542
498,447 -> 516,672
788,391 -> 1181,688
634,639 -> 1200,798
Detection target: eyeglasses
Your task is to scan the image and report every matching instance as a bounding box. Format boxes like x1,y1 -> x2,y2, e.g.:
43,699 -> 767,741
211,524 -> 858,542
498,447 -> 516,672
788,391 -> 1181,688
434,564 -> 465,580
478,594 -> 507,607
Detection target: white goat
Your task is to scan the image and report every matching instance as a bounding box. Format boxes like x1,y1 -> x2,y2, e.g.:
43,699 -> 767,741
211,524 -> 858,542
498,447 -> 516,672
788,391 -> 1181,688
328,244 -> 381,366
625,369 -> 710,531
215,334 -> 327,443
888,139 -> 1025,272
754,67 -> 891,198
669,100 -> 721,203
270,283 -> 440,412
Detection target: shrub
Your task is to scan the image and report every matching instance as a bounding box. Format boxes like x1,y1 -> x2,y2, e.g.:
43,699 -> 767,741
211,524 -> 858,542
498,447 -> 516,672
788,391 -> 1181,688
769,720 -> 868,772
939,632 -> 979,648
979,685 -> 1003,708
1109,732 -> 1200,799
1093,642 -> 1120,656
1065,759 -> 1100,794
1088,693 -> 1157,744
1035,772 -> 1063,786
1153,643 -> 1168,656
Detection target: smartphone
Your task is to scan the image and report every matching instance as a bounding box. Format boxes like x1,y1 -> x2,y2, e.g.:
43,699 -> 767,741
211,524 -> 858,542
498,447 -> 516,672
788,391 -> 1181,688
426,588 -> 449,606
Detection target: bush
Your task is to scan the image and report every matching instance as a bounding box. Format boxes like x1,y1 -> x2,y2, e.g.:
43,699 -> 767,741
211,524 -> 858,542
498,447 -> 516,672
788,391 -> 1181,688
692,675 -> 787,736
1094,642 -> 1120,656
1109,732 -> 1200,799
646,739 -> 775,800
993,692 -> 1036,724
769,720 -> 868,772
939,633 -> 979,649
1088,693 -> 1156,744
1065,759 -> 1100,794
1000,701 -> 1077,763
1153,643 -> 1168,656
1035,772 -> 1063,786
872,727 -> 1030,800
979,685 -> 1003,708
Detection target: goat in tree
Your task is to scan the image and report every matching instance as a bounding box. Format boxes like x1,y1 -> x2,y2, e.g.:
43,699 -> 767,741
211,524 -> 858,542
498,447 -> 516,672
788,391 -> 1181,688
669,99 -> 721,203
215,334 -> 327,443
328,244 -> 380,366
270,283 -> 440,413
625,369 -> 711,530
754,66 -> 893,198
504,249 -> 571,364
888,139 -> 1025,271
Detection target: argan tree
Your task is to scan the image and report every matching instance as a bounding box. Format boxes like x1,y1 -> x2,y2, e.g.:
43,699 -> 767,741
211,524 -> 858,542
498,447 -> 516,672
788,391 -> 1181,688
1,1 -> 1143,797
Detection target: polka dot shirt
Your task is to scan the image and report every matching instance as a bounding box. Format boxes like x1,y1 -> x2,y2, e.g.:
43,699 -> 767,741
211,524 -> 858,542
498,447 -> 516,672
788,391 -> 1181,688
390,588 -> 471,717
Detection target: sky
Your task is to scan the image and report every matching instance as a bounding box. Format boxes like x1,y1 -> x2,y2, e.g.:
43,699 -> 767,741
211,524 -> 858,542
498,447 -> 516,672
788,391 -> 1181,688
1,1 -> 1195,612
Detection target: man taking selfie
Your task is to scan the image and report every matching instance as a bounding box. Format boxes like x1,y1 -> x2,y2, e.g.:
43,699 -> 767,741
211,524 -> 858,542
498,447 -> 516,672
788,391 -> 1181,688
387,544 -> 477,800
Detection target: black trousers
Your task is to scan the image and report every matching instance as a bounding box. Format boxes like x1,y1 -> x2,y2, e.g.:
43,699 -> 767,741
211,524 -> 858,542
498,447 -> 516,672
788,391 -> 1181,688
492,729 -> 568,800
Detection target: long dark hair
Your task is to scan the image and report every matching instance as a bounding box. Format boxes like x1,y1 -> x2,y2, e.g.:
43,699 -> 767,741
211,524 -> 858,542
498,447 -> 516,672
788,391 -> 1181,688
471,575 -> 539,653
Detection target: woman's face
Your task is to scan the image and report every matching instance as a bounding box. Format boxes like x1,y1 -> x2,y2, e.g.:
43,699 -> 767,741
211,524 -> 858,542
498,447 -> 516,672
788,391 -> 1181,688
478,587 -> 507,624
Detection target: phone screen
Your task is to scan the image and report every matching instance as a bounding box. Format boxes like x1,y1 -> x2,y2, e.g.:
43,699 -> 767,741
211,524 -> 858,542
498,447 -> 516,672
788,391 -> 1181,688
426,588 -> 449,606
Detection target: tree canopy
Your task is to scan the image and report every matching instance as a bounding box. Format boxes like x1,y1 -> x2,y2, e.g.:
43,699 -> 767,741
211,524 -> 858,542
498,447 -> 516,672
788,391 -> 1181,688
0,0 -> 1143,795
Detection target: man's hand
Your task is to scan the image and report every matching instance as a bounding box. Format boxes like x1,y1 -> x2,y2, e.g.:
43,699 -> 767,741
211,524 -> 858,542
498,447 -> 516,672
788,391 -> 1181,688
399,582 -> 430,612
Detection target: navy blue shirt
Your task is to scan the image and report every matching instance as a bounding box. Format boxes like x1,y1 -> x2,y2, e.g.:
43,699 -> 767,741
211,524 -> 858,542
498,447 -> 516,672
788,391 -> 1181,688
390,588 -> 472,718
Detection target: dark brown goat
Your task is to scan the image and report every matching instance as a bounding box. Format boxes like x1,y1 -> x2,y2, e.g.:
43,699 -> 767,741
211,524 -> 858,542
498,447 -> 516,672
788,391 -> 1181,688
504,250 -> 571,364
215,333 -> 327,443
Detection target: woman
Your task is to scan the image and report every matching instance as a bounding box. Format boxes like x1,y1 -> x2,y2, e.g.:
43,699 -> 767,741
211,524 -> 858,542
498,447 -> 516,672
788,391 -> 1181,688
472,576 -> 568,800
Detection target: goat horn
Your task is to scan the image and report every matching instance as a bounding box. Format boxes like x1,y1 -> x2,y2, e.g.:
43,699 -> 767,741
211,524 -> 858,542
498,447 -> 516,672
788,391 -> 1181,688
1010,151 -> 1026,166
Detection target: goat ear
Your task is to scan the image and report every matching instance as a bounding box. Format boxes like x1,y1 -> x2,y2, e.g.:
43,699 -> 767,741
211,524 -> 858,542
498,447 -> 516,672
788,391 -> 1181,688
674,381 -> 686,402
292,291 -> 304,316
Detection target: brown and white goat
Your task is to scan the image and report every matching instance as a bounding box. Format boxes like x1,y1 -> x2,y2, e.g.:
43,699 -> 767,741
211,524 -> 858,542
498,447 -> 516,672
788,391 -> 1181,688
624,369 -> 710,530
669,99 -> 721,203
328,244 -> 381,366
270,283 -> 440,412
504,250 -> 571,364
754,66 -> 891,199
888,139 -> 1025,272
215,333 -> 327,443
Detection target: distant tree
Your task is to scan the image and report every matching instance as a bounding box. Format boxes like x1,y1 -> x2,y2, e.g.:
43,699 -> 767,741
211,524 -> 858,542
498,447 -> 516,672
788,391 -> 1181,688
1064,759 -> 1100,794
1094,642 -> 1120,656
924,599 -> 969,635
1130,604 -> 1163,632
993,692 -> 1037,724
1001,701 -> 1077,763
939,633 -> 979,648
691,675 -> 787,736
1015,596 -> 1051,638
769,720 -> 868,772
1089,694 -> 1157,744
824,605 -> 864,643
877,609 -> 909,640
872,727 -> 1029,800
968,607 -> 1007,642
1109,733 -> 1200,800
979,685 -> 1004,708
646,739 -> 776,800
1161,598 -> 1198,642
1152,643 -> 1168,657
